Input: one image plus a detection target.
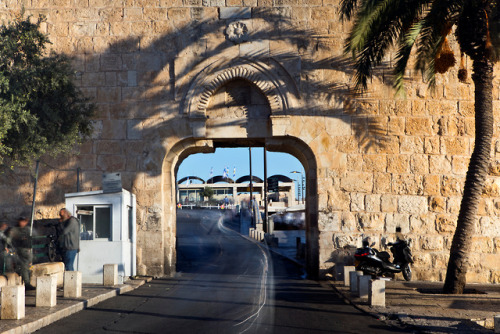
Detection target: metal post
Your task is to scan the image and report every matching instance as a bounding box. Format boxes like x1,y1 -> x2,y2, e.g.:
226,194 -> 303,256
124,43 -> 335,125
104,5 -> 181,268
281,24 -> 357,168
249,147 -> 253,227
76,167 -> 81,192
302,174 -> 305,204
30,160 -> 40,236
263,147 -> 268,233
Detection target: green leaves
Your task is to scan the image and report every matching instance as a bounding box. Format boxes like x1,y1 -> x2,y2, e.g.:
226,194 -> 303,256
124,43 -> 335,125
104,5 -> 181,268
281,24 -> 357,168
342,0 -> 499,93
342,0 -> 431,91
0,15 -> 94,166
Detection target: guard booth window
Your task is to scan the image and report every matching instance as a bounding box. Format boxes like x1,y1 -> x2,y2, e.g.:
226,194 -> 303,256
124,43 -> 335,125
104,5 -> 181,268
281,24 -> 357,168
77,205 -> 112,240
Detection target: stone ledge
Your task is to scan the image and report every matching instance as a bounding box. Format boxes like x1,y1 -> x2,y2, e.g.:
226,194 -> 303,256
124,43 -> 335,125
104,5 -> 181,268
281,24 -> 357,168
0,280 -> 145,334
219,7 -> 251,19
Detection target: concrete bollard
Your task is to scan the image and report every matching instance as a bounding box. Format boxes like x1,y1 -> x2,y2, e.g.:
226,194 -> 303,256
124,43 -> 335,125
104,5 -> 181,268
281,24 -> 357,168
64,271 -> 82,298
343,266 -> 355,286
494,315 -> 500,333
349,271 -> 360,293
36,275 -> 57,307
369,279 -> 386,307
1,285 -> 25,319
358,275 -> 371,299
103,264 -> 118,286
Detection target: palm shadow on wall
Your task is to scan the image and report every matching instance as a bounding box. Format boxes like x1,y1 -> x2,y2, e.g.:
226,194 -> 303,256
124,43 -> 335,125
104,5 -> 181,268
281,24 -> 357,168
97,8 -> 397,171
4,8 -> 402,273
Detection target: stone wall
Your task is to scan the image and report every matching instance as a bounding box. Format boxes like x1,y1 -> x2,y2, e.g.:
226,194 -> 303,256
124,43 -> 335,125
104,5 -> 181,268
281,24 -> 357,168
0,1 -> 499,282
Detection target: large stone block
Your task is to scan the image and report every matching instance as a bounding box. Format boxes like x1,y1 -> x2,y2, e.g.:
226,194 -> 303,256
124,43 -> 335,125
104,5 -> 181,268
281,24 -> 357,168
5,272 -> 21,286
1,285 -> 24,320
30,262 -> 65,288
340,172 -> 373,193
398,196 -> 428,214
387,155 -> 409,174
392,174 -> 424,195
220,7 -> 251,19
0,275 -> 7,288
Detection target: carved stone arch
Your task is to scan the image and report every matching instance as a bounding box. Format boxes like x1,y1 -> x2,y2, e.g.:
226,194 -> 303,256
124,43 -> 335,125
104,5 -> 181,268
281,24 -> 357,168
182,58 -> 291,118
197,66 -> 282,114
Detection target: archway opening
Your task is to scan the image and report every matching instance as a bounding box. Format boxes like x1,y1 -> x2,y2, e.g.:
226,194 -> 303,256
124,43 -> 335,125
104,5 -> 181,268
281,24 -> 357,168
167,138 -> 318,279
162,61 -> 318,278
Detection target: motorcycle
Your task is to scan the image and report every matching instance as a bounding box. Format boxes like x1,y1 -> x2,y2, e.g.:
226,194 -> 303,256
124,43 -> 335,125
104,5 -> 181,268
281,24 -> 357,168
354,238 -> 414,281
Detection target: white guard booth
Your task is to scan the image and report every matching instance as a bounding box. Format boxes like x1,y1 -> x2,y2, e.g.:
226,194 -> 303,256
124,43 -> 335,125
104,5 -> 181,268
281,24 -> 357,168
65,189 -> 136,284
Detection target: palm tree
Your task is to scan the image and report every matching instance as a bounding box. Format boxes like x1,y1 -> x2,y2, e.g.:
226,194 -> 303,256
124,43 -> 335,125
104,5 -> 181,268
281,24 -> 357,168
340,0 -> 500,293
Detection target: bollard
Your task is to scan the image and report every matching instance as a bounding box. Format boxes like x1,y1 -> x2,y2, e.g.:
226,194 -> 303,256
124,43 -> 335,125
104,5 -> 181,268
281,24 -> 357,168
369,279 -> 386,307
343,266 -> 355,286
103,264 -> 118,286
358,275 -> 371,299
349,271 -> 360,293
36,275 -> 57,307
1,285 -> 24,319
494,315 -> 500,333
64,271 -> 82,298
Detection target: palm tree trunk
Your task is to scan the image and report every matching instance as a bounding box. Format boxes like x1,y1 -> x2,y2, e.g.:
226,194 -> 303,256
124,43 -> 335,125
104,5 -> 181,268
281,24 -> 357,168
443,57 -> 494,294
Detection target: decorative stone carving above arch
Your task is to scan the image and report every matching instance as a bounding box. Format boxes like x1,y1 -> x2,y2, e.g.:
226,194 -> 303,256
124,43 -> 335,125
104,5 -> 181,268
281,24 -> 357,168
181,58 -> 295,119
197,66 -> 282,114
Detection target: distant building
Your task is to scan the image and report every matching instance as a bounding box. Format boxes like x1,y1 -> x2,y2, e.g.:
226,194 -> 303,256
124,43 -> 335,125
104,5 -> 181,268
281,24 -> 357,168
177,174 -> 296,211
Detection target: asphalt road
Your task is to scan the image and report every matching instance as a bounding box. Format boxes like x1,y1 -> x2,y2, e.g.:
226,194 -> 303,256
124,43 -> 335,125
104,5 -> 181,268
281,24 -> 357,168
36,209 -> 409,334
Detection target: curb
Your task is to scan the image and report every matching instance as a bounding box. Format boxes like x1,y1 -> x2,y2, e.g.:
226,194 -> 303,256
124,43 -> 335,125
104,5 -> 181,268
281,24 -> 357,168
327,281 -> 419,333
233,223 -> 305,268
265,244 -> 305,268
1,280 -> 145,334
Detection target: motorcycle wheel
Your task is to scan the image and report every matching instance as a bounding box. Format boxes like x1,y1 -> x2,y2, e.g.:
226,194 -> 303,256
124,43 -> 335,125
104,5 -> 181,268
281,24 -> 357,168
402,264 -> 412,281
47,240 -> 58,262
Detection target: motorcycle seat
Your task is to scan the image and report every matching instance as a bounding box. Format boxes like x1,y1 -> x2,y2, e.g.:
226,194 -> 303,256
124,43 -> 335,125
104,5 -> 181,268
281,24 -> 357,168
378,251 -> 391,262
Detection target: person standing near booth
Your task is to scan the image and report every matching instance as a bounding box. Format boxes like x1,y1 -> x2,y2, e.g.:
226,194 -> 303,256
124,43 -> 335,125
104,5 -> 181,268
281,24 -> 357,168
59,208 -> 80,271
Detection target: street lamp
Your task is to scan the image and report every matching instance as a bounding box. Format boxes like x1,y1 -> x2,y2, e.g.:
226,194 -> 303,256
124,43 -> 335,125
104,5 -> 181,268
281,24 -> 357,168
290,170 -> 304,204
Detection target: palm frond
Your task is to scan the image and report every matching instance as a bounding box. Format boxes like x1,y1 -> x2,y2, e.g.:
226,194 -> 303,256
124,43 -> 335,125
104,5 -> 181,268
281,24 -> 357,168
347,0 -> 395,55
345,0 -> 429,90
415,0 -> 464,85
339,0 -> 360,21
393,21 -> 424,94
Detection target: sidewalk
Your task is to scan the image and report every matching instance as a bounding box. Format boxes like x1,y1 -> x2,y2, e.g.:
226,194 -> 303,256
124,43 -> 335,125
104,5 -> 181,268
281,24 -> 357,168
240,214 -> 500,333
330,279 -> 500,333
0,278 -> 149,334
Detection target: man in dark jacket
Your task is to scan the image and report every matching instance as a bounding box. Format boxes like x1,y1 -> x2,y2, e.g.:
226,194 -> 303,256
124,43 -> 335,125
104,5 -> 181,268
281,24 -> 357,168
9,216 -> 34,289
59,208 -> 80,271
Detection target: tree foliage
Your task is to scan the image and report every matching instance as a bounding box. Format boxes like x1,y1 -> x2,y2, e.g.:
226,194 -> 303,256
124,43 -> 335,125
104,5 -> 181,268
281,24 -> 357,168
0,14 -> 94,165
340,0 -> 500,93
340,0 -> 499,294
201,187 -> 214,200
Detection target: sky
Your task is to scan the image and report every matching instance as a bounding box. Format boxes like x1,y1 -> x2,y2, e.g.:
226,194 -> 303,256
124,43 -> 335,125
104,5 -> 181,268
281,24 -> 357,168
177,147 -> 305,184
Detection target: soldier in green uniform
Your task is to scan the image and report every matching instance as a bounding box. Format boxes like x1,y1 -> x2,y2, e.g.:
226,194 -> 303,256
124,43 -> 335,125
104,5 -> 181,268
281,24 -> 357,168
0,222 -> 13,274
9,216 -> 35,289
